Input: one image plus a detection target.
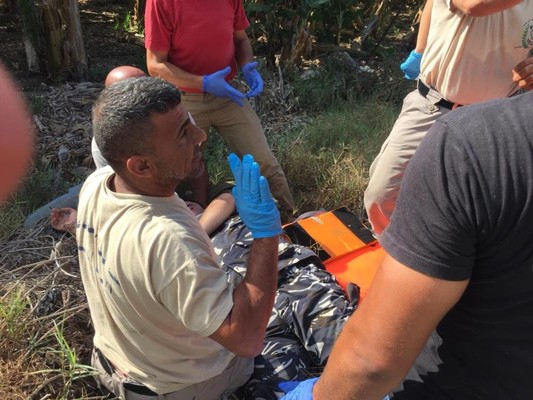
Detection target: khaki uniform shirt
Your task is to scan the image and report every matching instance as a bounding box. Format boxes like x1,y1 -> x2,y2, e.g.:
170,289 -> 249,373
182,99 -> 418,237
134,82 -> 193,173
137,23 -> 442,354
420,0 -> 533,104
77,167 -> 235,393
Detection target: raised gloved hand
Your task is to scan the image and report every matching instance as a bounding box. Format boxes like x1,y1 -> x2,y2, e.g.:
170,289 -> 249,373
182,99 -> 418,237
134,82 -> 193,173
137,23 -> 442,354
203,66 -> 245,106
279,377 -> 318,400
228,153 -> 282,239
242,61 -> 264,98
400,50 -> 422,80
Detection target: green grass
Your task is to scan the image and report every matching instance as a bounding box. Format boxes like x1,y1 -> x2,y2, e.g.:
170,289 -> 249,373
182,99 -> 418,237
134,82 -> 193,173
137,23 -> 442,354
0,293 -> 100,398
0,289 -> 29,340
200,93 -> 401,218
270,98 -> 399,216
0,201 -> 26,240
28,321 -> 99,400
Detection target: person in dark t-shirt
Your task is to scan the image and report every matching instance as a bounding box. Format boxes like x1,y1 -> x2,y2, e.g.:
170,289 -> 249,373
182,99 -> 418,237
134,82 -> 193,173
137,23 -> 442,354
281,93 -> 533,399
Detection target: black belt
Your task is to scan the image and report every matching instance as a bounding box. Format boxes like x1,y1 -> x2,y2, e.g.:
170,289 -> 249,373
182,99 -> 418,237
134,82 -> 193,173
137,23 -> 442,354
96,348 -> 158,397
418,80 -> 461,110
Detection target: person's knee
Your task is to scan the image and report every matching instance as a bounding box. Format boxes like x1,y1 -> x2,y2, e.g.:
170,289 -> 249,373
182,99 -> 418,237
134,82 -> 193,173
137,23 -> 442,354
364,174 -> 389,210
365,188 -> 400,233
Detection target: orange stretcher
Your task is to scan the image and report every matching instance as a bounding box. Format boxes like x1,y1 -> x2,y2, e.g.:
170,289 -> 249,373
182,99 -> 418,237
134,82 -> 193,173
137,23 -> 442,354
283,207 -> 384,300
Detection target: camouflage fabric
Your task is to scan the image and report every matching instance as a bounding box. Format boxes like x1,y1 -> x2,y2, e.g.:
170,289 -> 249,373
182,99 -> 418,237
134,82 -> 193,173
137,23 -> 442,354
211,216 -> 357,399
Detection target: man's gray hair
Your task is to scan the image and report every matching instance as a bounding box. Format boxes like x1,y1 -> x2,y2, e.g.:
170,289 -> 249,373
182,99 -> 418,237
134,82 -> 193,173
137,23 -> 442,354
92,77 -> 181,169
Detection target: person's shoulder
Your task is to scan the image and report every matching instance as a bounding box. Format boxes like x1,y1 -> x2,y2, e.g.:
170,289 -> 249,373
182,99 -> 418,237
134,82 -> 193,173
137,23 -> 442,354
440,93 -> 533,125
433,93 -> 533,146
81,166 -> 113,194
87,165 -> 113,181
147,204 -> 211,244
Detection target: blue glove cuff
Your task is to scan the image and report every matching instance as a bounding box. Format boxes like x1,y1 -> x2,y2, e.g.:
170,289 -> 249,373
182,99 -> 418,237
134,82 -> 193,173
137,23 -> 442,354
279,377 -> 319,399
242,61 -> 257,74
401,50 -> 423,80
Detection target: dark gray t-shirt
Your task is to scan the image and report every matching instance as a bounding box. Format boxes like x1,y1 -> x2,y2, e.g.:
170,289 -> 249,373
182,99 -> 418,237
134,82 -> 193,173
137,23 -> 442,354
381,93 -> 533,399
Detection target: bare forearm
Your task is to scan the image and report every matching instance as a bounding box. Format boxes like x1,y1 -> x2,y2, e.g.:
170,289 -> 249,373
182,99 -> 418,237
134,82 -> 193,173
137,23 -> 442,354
146,52 -> 203,90
212,236 -> 279,356
449,0 -> 522,16
199,193 -> 235,235
313,255 -> 468,400
234,33 -> 254,68
233,237 -> 278,340
415,0 -> 433,53
314,309 -> 411,399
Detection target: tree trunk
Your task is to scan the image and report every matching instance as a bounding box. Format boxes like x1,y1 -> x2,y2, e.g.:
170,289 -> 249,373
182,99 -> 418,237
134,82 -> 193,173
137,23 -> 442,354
20,0 -> 88,81
5,0 -> 17,14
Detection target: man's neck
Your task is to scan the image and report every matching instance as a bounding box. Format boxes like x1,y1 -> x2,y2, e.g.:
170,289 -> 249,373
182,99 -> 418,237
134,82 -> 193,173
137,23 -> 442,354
110,174 -> 175,197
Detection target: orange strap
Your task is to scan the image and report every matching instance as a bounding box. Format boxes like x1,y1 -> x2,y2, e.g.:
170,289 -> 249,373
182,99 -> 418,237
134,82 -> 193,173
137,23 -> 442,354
297,212 -> 368,258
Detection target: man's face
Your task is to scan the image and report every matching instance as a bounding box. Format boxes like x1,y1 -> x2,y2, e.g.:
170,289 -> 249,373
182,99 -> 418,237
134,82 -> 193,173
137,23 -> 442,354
148,104 -> 206,188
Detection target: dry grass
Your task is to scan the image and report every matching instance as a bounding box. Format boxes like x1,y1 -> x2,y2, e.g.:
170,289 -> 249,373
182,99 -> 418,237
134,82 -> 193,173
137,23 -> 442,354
0,202 -> 26,240
0,219 -> 105,399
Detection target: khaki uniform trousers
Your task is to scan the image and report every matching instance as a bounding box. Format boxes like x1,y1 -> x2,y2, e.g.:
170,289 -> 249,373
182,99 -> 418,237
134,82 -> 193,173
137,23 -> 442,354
181,89 -> 294,211
364,83 -> 451,235
92,347 -> 254,400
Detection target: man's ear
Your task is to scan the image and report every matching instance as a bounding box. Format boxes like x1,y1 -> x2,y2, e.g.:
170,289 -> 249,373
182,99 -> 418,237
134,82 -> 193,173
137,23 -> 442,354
125,155 -> 153,178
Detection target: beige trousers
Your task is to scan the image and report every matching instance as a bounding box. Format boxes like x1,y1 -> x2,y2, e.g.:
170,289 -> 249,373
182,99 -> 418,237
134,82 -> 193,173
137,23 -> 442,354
364,84 -> 451,235
92,347 -> 253,400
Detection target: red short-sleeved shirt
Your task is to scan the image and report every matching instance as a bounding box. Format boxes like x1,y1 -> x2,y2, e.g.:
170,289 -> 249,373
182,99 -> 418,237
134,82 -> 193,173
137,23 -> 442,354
145,0 -> 250,92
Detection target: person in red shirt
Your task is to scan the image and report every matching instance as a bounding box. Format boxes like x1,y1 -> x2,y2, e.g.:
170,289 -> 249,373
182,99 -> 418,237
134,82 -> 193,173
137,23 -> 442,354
144,0 -> 295,213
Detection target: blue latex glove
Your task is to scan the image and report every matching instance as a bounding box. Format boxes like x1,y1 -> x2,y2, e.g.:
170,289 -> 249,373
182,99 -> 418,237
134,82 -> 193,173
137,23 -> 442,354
203,66 -> 245,106
228,153 -> 282,238
400,50 -> 422,80
279,378 -> 318,400
279,378 -> 392,400
242,61 -> 264,98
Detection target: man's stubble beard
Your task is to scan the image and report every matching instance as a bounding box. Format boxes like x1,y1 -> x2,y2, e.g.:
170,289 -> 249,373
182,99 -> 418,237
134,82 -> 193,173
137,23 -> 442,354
157,156 -> 204,189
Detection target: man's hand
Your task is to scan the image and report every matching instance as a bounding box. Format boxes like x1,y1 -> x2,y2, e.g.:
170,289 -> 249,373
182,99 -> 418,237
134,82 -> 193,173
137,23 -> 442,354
279,378 -> 318,399
400,50 -> 422,80
512,57 -> 533,91
203,67 -> 246,106
228,153 -> 281,238
242,61 -> 264,98
50,207 -> 77,233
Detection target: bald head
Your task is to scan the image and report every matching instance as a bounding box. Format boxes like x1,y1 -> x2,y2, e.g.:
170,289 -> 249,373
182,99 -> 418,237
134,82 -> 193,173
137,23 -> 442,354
105,66 -> 146,88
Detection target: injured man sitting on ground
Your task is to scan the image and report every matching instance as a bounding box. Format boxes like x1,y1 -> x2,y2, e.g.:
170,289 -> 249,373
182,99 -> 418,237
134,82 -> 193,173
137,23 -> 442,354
53,185 -> 357,399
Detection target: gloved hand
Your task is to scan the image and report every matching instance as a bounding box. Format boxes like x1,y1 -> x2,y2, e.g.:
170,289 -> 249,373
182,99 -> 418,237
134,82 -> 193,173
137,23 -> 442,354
400,50 -> 422,80
203,66 -> 245,106
228,153 -> 282,238
242,61 -> 264,98
279,377 -> 318,400
279,378 -> 391,400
